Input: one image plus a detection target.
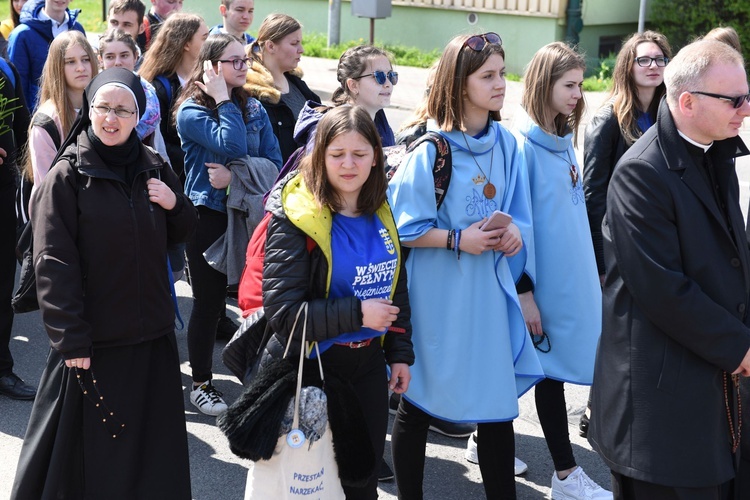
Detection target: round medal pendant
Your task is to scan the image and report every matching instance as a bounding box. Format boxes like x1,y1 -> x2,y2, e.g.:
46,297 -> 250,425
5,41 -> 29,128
287,429 -> 305,448
483,182 -> 496,199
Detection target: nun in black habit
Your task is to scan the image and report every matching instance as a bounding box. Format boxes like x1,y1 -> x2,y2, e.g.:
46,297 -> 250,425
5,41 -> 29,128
12,67 -> 197,500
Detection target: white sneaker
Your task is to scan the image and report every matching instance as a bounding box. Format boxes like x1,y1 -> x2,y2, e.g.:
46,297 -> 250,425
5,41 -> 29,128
464,431 -> 528,475
550,466 -> 613,500
190,382 -> 228,416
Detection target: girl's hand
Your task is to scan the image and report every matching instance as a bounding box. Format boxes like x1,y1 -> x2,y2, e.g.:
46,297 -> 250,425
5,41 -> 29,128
206,162 -> 232,190
519,291 -> 543,336
195,60 -> 230,103
492,222 -> 523,256
146,178 -> 177,210
389,363 -> 411,393
65,357 -> 91,370
457,219 -> 510,255
361,298 -> 399,332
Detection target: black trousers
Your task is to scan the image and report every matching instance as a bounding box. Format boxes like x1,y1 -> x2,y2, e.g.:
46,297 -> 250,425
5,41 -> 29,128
392,397 -> 516,500
535,378 -> 577,471
186,206 -> 227,383
321,341 -> 388,500
0,164 -> 16,377
611,471 -> 731,500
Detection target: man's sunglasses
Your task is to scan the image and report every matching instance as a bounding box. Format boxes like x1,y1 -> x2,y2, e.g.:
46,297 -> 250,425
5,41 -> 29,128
215,58 -> 252,70
689,90 -> 750,109
354,70 -> 399,86
463,32 -> 502,52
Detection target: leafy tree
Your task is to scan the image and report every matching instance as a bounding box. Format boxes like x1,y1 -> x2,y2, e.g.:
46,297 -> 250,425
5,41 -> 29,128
650,0 -> 750,55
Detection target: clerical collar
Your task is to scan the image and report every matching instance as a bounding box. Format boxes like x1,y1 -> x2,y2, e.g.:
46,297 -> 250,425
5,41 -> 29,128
677,130 -> 713,153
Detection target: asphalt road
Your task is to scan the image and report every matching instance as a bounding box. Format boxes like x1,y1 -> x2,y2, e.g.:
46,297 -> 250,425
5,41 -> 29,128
0,282 -> 609,499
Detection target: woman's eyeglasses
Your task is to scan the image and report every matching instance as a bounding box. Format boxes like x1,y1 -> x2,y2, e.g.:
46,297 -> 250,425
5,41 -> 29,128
354,70 -> 399,86
92,105 -> 136,118
689,90 -> 750,109
463,32 -> 502,52
215,58 -> 252,70
634,56 -> 669,67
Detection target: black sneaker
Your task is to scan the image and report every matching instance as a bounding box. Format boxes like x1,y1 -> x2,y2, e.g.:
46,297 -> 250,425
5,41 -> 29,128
388,392 -> 400,415
378,459 -> 394,482
216,314 -> 239,341
579,411 -> 589,438
428,418 -> 476,438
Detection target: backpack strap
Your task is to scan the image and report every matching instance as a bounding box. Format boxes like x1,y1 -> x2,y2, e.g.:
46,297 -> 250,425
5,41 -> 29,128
407,131 -> 453,210
32,112 -> 62,150
155,74 -> 172,105
0,57 -> 16,88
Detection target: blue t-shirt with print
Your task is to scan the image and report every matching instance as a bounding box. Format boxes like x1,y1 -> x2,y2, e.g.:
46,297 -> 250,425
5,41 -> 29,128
315,213 -> 397,355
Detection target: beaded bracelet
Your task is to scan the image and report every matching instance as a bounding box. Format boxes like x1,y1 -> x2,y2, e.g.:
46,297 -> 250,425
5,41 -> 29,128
447,229 -> 455,250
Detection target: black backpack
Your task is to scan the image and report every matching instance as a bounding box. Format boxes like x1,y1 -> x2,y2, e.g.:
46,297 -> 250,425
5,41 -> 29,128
384,131 -> 452,210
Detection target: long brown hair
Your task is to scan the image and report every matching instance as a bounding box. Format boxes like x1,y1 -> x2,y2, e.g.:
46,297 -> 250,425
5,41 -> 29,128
609,30 -> 672,146
174,34 -> 250,123
138,13 -> 203,82
522,42 -> 586,143
300,106 -> 386,215
427,34 -> 504,132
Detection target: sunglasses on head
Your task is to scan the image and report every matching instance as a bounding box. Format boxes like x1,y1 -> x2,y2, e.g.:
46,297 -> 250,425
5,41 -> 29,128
690,90 -> 750,109
354,70 -> 399,86
464,32 -> 502,52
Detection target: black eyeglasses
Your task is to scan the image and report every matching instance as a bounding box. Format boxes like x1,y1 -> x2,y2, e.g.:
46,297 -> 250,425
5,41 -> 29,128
464,32 -> 502,52
92,105 -> 136,118
634,56 -> 669,67
354,70 -> 398,86
690,90 -> 750,109
215,58 -> 252,70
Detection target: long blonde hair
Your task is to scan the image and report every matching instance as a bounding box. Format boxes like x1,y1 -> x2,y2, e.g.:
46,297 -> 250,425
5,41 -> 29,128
23,31 -> 98,179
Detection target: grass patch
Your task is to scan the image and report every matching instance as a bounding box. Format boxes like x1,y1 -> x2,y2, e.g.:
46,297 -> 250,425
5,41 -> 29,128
302,32 -> 442,69
582,75 -> 613,92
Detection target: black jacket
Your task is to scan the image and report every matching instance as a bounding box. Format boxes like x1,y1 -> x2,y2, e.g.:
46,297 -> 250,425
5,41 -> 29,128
244,65 -> 320,164
30,131 -> 197,359
259,173 -> 414,367
589,98 -> 750,487
582,102 -> 629,275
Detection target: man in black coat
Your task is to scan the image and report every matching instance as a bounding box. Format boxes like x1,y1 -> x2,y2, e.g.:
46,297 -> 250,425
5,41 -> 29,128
589,39 -> 750,499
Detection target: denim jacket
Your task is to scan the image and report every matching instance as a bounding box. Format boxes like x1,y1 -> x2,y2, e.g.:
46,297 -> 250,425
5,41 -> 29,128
177,96 -> 282,212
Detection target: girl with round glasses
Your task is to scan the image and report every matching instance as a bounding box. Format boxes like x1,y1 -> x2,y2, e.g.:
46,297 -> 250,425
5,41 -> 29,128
515,41 -> 611,499
175,33 -> 281,417
245,13 -> 320,163
388,32 -> 543,499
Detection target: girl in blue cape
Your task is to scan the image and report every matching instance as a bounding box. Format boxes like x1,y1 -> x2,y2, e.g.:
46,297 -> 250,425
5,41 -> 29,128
514,42 -> 610,499
388,33 -> 544,499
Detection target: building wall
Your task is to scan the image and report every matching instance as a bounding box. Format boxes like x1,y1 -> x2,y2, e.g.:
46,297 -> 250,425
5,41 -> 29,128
182,0 -> 637,74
